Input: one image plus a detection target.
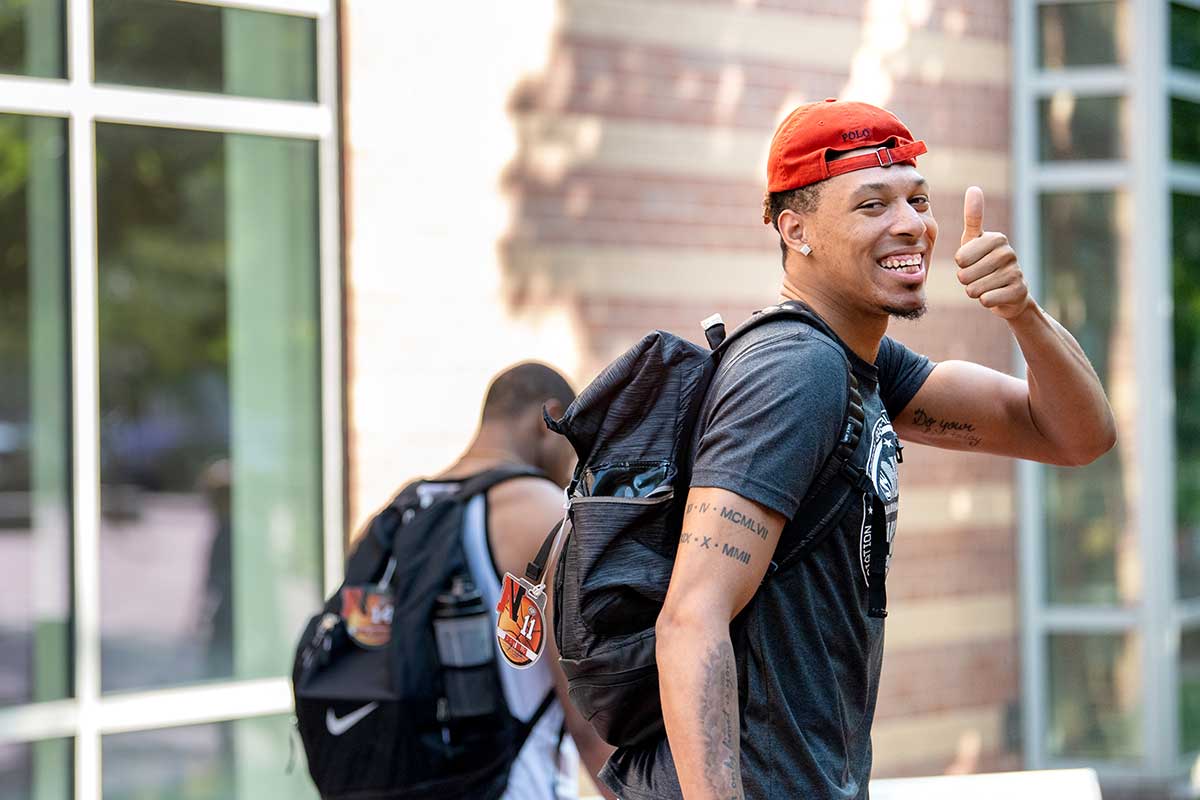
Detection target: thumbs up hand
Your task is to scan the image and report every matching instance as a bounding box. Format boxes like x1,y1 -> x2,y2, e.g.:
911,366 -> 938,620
955,186 -> 1031,320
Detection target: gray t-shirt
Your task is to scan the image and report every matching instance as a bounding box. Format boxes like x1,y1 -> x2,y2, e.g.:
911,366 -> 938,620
600,318 -> 935,800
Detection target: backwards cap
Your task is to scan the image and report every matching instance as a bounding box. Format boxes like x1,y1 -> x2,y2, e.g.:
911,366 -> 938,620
766,98 -> 927,194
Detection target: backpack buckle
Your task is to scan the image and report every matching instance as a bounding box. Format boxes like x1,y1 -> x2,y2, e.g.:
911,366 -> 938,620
841,463 -> 873,494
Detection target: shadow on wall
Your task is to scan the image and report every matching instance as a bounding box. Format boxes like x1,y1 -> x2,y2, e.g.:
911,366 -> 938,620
495,2 -> 796,381
493,0 -> 1012,383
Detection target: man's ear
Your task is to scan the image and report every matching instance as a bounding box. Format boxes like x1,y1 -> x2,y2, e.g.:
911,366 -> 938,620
777,207 -> 809,256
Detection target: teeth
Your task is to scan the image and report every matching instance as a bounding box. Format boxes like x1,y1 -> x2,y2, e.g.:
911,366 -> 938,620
879,254 -> 923,271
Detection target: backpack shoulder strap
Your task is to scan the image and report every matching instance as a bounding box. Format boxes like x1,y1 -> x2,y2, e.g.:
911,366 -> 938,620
450,465 -> 549,501
347,467 -> 547,586
769,371 -> 892,617
713,299 -> 840,358
706,301 -> 871,576
771,369 -> 872,573
511,688 -> 557,756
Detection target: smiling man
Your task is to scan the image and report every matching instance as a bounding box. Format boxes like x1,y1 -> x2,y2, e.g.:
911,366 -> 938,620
597,100 -> 1117,799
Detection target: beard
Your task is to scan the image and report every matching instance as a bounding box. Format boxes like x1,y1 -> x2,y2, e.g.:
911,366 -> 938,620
884,303 -> 927,321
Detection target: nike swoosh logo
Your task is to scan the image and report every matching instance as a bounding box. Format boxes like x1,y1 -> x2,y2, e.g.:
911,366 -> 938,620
325,702 -> 379,736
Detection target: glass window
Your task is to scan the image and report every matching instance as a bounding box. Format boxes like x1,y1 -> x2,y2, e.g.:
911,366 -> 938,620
0,113 -> 72,708
0,0 -> 64,78
0,739 -> 72,799
1172,2 -> 1200,73
1172,97 -> 1200,166
1177,193 -> 1200,599
1182,627 -> 1200,755
1038,1 -> 1126,68
102,715 -> 316,799
1038,93 -> 1124,161
1048,632 -> 1141,760
93,0 -> 316,101
96,122 -> 323,693
1040,192 -> 1134,605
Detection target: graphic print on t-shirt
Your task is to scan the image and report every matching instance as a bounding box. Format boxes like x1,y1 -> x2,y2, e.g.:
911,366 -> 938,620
859,411 -> 900,585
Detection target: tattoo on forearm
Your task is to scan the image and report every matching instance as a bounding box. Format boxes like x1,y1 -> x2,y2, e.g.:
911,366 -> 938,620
679,531 -> 753,566
684,503 -> 769,540
701,640 -> 744,800
912,407 -> 983,448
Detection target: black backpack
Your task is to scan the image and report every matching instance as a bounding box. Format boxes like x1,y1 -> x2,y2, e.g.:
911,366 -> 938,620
524,301 -> 889,748
292,466 -> 558,799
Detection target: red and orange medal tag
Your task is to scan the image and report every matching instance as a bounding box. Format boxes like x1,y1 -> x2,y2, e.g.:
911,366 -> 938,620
340,585 -> 394,649
496,573 -> 547,669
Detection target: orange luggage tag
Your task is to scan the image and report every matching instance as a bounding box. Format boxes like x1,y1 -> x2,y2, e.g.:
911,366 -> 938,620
496,572 -> 547,669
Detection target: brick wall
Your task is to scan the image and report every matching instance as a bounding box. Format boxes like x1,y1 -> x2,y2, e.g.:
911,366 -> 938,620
343,0 -> 1021,780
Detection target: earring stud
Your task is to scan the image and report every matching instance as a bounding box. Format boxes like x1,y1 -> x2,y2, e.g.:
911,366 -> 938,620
799,243 -> 813,256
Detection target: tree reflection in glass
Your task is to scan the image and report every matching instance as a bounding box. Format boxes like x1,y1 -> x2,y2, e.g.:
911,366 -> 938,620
96,123 -> 322,693
1040,191 -> 1134,606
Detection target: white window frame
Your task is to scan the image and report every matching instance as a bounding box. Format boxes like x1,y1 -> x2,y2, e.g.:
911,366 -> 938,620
0,1 -> 344,797
1016,0 -> 1180,791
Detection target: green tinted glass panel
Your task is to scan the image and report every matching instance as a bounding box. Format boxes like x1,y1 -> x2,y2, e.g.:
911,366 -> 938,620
0,0 -> 63,78
1173,2 -> 1200,72
1177,193 -> 1200,598
0,739 -> 72,800
96,123 -> 322,692
1173,97 -> 1200,166
102,716 -> 316,799
94,0 -> 316,101
1048,632 -> 1141,760
1040,192 -> 1131,605
1038,94 -> 1124,161
1182,628 -> 1200,754
0,113 -> 72,708
1038,1 -> 1124,68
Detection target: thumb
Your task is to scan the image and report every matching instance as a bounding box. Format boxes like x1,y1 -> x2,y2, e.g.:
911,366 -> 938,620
961,186 -> 985,247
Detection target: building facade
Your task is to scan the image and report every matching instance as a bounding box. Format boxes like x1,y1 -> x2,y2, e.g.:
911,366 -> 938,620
0,1 -> 1197,798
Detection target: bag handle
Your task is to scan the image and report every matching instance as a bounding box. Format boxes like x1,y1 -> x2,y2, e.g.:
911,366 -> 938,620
524,488 -> 572,589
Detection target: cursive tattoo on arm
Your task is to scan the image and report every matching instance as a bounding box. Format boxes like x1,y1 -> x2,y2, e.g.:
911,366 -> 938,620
700,639 -> 744,800
911,407 -> 983,448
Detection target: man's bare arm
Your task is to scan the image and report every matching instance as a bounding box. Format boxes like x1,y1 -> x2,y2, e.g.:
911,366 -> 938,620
656,487 -> 785,800
895,187 -> 1116,466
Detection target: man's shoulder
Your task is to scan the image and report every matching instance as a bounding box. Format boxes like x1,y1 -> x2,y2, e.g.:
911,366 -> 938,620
486,475 -> 565,576
717,318 -> 850,400
724,317 -> 847,370
489,474 -> 562,511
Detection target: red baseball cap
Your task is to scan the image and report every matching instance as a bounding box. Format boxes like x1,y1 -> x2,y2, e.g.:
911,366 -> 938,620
766,98 -> 928,194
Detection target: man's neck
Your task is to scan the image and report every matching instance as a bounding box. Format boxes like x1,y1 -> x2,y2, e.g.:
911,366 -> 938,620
437,431 -> 531,481
779,283 -> 887,364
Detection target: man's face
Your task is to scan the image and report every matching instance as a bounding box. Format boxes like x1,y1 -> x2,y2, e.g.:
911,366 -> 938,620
801,161 -> 938,320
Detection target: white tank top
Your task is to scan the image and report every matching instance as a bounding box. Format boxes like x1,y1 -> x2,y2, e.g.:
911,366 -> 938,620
420,482 -> 579,800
